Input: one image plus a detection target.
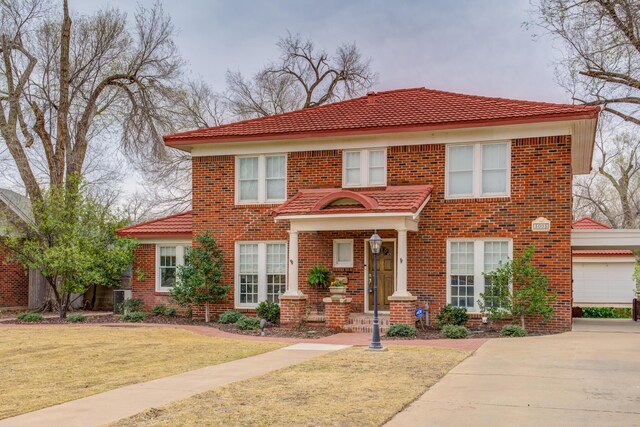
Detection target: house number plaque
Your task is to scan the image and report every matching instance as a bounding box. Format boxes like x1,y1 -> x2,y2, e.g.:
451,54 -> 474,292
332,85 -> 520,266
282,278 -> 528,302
531,217 -> 551,232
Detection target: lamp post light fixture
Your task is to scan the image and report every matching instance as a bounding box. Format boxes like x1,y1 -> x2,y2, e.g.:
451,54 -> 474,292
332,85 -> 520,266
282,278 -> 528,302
368,230 -> 386,351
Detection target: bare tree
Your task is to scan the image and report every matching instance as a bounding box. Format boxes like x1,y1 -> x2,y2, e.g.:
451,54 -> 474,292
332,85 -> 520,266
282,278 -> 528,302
0,0 -> 185,314
226,33 -> 376,119
574,125 -> 640,228
534,0 -> 640,227
535,0 -> 640,124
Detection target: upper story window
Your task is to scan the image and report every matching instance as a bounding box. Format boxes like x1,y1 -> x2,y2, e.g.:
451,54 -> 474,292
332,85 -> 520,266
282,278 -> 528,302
236,154 -> 287,204
343,149 -> 386,187
446,142 -> 510,198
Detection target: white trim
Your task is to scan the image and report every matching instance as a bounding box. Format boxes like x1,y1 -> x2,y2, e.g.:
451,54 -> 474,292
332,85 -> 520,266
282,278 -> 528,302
342,148 -> 387,188
155,242 -> 191,293
364,238 -> 396,314
235,154 -> 287,205
276,212 -> 416,220
333,239 -> 354,268
234,240 -> 288,308
445,238 -> 513,312
286,216 -> 419,232
571,229 -> 640,250
445,141 -> 511,199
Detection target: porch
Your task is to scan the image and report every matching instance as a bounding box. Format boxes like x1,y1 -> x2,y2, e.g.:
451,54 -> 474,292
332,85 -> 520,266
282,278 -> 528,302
274,186 -> 433,328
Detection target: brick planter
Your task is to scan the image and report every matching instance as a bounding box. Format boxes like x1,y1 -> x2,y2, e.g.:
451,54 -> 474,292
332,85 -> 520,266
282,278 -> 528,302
323,297 -> 352,330
389,296 -> 417,325
279,295 -> 308,327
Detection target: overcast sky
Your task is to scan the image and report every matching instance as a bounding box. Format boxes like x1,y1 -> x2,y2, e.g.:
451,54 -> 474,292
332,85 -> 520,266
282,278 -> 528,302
76,0 -> 567,103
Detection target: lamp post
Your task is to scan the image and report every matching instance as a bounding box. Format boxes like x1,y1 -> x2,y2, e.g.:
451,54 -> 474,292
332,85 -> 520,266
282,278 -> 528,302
368,230 -> 384,351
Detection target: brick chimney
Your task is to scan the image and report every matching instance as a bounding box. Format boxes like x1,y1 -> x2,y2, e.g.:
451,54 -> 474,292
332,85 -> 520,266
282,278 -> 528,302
366,91 -> 378,105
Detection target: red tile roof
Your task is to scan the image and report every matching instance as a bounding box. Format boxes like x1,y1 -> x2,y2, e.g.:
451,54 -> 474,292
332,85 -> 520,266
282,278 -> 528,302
572,217 -> 612,229
116,211 -> 192,239
273,185 -> 433,217
572,250 -> 635,257
164,87 -> 599,145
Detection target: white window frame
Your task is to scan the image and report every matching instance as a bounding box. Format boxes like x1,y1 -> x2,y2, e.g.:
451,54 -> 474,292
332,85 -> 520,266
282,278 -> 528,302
234,241 -> 288,308
333,239 -> 354,268
155,242 -> 191,293
445,238 -> 513,312
235,154 -> 287,204
342,148 -> 387,188
445,142 -> 511,199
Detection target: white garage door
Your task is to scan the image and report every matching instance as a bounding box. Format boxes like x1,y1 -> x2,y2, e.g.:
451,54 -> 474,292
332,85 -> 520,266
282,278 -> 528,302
573,261 -> 636,304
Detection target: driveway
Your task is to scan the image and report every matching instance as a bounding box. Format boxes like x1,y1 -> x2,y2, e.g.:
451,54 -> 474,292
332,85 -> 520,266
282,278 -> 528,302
386,319 -> 640,427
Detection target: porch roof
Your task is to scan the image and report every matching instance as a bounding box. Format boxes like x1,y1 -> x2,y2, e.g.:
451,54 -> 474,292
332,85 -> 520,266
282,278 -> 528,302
273,185 -> 433,219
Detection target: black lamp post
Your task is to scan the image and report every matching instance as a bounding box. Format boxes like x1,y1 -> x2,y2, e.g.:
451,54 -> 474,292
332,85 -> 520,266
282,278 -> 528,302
368,230 -> 384,351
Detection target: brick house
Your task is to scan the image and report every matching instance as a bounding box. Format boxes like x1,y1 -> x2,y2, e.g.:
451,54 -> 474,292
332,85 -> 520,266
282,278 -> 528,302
117,87 -> 600,331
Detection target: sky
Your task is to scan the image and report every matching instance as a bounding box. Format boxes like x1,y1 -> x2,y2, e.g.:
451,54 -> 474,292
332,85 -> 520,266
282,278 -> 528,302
76,0 -> 567,103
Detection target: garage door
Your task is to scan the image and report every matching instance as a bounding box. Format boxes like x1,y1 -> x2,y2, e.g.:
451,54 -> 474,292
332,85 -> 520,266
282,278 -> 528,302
573,262 -> 636,304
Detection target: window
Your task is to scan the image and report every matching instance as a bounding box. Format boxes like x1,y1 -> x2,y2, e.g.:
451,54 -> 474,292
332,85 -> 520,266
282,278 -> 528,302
156,244 -> 189,292
483,241 -> 510,308
236,241 -> 287,306
333,239 -> 354,268
446,142 -> 510,198
447,239 -> 511,311
236,154 -> 286,204
342,149 -> 386,187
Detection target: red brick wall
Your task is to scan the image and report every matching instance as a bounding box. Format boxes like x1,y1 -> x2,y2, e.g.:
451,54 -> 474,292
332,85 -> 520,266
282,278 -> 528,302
0,246 -> 28,307
189,135 -> 572,331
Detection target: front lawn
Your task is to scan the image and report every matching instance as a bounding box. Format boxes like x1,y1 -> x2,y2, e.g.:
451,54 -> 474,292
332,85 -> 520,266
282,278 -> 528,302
112,345 -> 469,427
0,326 -> 285,419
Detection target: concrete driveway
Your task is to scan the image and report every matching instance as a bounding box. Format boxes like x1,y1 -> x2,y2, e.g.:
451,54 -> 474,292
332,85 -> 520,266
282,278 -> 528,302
386,319 -> 640,427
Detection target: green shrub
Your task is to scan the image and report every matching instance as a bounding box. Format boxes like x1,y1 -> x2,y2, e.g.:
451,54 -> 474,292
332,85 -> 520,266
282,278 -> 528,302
152,304 -> 176,317
386,323 -> 417,337
441,324 -> 469,339
437,305 -> 469,327
582,307 -> 631,319
219,310 -> 243,324
66,313 -> 86,323
235,316 -> 261,330
256,301 -> 280,323
152,304 -> 167,315
17,312 -> 43,323
307,264 -> 331,288
500,325 -> 527,337
118,298 -> 143,314
121,311 -> 148,323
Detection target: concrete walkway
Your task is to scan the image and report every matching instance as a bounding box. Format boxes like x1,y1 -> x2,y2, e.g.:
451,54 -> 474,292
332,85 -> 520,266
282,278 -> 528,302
0,343 -> 348,427
386,319 -> 640,427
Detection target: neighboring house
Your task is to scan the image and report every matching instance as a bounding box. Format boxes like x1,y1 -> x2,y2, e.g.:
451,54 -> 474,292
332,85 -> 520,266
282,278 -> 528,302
0,189 -> 32,308
118,87 -> 600,331
572,218 -> 637,306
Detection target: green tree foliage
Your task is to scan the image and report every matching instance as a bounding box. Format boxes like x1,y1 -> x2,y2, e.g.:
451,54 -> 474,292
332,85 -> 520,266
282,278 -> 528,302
171,231 -> 229,323
479,246 -> 556,329
4,182 -> 136,318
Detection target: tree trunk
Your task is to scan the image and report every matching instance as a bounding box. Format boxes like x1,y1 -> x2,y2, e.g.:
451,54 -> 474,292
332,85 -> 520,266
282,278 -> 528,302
205,302 -> 210,323
520,314 -> 525,329
60,293 -> 68,319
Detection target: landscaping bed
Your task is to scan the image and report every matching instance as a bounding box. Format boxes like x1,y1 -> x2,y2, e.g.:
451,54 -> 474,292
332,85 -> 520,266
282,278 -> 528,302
385,327 -> 501,340
3,313 -> 337,339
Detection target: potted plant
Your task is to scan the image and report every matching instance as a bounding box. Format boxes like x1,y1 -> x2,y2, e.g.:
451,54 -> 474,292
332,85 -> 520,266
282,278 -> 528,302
329,278 -> 347,299
307,264 -> 331,288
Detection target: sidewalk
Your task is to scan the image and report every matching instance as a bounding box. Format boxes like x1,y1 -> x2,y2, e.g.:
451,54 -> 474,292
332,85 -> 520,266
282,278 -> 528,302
0,343 -> 349,427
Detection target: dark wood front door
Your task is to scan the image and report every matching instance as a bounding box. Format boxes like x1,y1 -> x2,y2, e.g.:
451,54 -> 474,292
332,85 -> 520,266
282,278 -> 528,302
368,241 -> 395,311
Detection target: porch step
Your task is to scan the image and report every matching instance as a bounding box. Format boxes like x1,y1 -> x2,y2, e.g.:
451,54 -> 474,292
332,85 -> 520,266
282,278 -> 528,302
343,313 -> 390,334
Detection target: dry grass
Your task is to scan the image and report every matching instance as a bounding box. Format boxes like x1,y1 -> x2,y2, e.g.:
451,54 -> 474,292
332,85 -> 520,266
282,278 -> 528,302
0,326 -> 285,419
112,345 -> 469,427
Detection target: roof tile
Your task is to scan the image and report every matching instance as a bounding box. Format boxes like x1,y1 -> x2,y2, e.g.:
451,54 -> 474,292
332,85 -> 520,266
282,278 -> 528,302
165,87 -> 599,145
116,211 -> 192,238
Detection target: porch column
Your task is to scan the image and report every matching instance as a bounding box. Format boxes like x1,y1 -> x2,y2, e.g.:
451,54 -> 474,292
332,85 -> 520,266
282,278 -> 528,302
284,230 -> 303,296
393,228 -> 412,297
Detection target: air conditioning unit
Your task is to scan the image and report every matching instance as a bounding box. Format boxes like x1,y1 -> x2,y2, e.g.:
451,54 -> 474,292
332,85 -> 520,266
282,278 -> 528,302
113,289 -> 132,314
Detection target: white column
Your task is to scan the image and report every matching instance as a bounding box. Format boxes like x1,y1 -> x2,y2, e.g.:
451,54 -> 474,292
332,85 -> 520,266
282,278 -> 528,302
393,228 -> 412,297
284,230 -> 303,296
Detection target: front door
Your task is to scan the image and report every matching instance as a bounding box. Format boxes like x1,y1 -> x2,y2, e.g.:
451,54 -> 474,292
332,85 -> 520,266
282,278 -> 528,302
367,241 -> 395,311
